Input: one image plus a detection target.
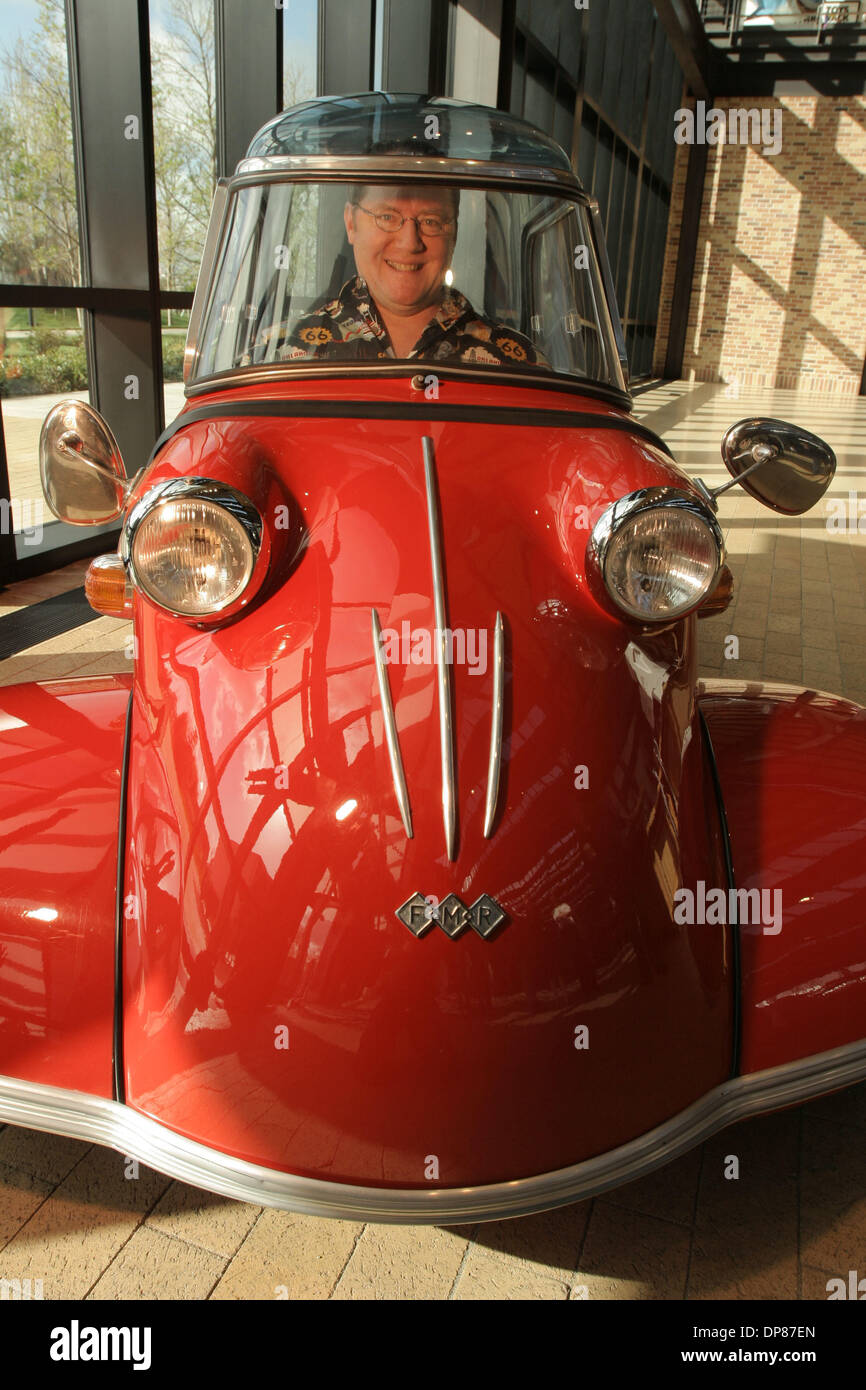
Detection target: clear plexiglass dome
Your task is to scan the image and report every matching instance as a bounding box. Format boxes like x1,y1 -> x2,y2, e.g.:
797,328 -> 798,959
242,92 -> 579,181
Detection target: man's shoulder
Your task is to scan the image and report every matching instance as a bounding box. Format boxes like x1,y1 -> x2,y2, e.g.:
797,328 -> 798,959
438,291 -> 546,366
278,278 -> 371,358
291,279 -> 357,330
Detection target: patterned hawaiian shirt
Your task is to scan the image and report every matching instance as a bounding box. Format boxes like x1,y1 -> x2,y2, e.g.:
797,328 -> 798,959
273,276 -> 546,367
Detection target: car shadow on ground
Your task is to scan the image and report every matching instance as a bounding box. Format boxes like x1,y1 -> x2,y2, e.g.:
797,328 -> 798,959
444,1081 -> 866,1299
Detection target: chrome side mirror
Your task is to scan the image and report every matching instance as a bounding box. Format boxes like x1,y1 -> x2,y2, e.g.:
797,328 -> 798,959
39,400 -> 130,525
695,417 -> 836,516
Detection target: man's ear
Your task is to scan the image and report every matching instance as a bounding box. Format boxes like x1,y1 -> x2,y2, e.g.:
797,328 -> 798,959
343,202 -> 355,245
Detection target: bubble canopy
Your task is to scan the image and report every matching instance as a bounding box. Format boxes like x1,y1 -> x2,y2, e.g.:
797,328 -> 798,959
242,92 -> 579,183
184,96 -> 630,396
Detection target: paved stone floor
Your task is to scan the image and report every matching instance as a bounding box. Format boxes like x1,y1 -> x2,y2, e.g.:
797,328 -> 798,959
0,379 -> 863,1300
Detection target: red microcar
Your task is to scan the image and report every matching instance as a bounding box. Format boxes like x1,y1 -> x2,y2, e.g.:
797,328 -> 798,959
0,93 -> 862,1223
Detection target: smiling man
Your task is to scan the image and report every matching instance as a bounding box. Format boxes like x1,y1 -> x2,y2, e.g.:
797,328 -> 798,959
279,183 -> 545,367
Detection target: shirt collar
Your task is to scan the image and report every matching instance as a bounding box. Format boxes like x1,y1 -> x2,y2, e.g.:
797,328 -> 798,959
344,276 -> 472,342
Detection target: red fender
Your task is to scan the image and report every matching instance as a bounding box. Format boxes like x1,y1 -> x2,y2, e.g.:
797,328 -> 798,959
699,679 -> 866,1074
0,675 -> 131,1097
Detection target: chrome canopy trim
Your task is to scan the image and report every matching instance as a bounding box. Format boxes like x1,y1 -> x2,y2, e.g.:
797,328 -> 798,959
183,362 -> 632,407
233,154 -> 584,193
422,436 -> 457,862
1,1039 -> 865,1223
483,613 -> 505,838
587,198 -> 629,393
183,179 -> 231,386
371,607 -> 413,840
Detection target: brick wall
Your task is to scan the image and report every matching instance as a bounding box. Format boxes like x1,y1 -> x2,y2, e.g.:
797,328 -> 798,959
653,122 -> 690,376
653,95 -> 866,394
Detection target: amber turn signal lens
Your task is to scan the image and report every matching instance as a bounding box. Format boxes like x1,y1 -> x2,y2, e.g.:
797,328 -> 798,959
85,553 -> 133,618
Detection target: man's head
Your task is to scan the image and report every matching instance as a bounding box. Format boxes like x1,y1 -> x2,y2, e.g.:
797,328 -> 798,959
343,184 -> 458,320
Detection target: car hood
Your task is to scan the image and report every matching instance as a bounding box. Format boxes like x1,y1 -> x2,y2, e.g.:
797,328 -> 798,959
120,385 -> 732,1187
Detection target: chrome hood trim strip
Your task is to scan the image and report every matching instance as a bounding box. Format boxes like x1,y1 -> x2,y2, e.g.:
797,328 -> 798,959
483,612 -> 505,838
422,437 -> 457,862
1,1040 -> 864,1224
371,607 -> 413,839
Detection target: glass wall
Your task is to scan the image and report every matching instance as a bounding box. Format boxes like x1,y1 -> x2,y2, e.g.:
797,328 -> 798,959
0,1 -> 100,565
0,0 -> 322,581
507,0 -> 684,379
0,301 -> 117,561
0,0 -> 81,289
151,0 -> 218,296
283,0 -> 320,104
1,304 -> 82,555
150,0 -> 219,423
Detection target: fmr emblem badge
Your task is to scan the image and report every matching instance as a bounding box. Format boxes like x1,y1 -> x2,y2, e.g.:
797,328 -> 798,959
396,892 -> 506,940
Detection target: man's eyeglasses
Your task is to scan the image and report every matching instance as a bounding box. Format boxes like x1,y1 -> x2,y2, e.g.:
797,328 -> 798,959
353,203 -> 454,238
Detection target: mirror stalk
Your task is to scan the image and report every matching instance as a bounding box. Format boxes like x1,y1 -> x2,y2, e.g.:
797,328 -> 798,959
696,443 -> 780,510
58,432 -> 133,499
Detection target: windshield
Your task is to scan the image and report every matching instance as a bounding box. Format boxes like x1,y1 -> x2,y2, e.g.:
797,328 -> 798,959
191,180 -> 623,390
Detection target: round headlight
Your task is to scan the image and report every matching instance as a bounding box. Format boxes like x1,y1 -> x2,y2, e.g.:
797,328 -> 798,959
126,482 -> 262,618
589,490 -> 724,622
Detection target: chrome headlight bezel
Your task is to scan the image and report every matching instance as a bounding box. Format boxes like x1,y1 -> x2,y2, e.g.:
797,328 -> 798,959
586,487 -> 726,623
120,477 -> 269,622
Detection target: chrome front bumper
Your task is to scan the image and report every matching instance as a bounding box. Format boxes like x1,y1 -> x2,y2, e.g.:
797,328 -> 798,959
1,1039 -> 864,1224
